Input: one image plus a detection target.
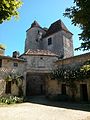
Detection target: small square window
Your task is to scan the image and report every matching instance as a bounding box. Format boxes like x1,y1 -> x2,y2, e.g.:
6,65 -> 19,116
36,39 -> 38,42
13,63 -> 18,67
48,38 -> 52,45
40,57 -> 43,60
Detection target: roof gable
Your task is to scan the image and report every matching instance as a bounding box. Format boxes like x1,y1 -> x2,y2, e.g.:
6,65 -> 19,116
44,19 -> 72,37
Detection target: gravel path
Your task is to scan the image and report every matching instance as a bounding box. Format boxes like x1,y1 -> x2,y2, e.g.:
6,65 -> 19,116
0,103 -> 90,120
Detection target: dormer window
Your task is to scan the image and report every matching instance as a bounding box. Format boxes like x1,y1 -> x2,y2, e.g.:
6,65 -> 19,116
48,37 -> 52,45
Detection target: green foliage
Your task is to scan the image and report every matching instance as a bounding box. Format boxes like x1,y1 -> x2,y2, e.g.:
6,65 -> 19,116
0,96 -> 23,104
51,65 -> 82,82
0,0 -> 22,23
52,60 -> 90,82
5,73 -> 23,85
80,60 -> 90,78
5,73 -> 23,96
64,0 -> 90,50
51,60 -> 90,99
0,44 -> 5,49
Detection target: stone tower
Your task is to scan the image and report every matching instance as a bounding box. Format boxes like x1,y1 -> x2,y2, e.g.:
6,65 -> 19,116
42,20 -> 74,58
25,21 -> 46,52
25,20 -> 74,58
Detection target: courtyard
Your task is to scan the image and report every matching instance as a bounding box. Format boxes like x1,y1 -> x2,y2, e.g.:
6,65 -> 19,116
0,96 -> 90,120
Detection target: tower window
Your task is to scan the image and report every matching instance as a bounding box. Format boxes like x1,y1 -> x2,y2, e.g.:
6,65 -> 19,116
48,37 -> 52,45
36,39 -> 38,42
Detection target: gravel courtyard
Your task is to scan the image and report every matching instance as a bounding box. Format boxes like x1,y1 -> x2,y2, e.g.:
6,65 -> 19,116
0,102 -> 90,120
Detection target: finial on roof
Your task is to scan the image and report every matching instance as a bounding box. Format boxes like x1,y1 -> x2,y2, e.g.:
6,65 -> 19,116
31,20 -> 40,28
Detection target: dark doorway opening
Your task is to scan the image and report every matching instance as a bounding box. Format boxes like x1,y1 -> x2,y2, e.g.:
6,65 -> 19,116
26,73 -> 46,96
6,81 -> 11,94
61,84 -> 66,95
80,84 -> 88,101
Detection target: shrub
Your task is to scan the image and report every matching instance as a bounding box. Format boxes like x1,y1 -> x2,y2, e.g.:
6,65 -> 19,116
0,96 -> 23,104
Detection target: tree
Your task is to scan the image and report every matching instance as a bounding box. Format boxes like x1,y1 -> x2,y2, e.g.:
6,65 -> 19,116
64,0 -> 90,51
0,0 -> 22,23
51,62 -> 90,100
5,73 -> 24,96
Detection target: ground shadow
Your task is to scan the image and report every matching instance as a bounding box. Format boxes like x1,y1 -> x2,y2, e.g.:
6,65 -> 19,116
24,95 -> 90,112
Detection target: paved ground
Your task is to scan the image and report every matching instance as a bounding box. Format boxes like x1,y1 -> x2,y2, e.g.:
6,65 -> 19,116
0,96 -> 90,120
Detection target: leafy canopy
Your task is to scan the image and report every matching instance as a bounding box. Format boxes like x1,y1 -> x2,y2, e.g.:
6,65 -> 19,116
64,0 -> 90,50
0,0 -> 22,23
51,60 -> 90,82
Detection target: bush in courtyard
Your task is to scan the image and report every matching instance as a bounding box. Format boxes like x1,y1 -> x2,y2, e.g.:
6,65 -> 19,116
0,96 -> 23,104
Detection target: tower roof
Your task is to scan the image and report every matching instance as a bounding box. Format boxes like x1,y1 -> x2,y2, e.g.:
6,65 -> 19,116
31,20 -> 41,28
44,19 -> 73,37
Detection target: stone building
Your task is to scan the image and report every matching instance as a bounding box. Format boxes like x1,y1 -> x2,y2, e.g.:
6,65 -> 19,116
25,20 -> 74,58
47,52 -> 90,101
0,19 -> 90,101
0,49 -> 26,96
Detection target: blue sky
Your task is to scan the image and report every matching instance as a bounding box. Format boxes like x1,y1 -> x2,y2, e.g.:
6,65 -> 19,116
0,0 -> 89,56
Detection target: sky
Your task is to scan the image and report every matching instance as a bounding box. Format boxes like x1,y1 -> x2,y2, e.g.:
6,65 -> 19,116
0,0 -> 89,56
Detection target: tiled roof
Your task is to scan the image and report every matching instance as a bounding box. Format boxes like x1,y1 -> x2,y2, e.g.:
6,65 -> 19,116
23,49 -> 58,57
0,55 -> 26,62
44,19 -> 73,37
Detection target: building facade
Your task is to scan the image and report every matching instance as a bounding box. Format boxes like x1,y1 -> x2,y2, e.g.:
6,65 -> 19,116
0,20 -> 90,101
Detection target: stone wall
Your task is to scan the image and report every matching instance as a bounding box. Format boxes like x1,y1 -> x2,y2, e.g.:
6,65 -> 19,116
0,58 -> 25,96
56,52 -> 90,66
25,27 -> 46,52
22,55 -> 58,73
42,30 -> 73,58
0,59 -> 25,78
47,79 -> 90,101
43,31 -> 63,57
47,52 -> 90,101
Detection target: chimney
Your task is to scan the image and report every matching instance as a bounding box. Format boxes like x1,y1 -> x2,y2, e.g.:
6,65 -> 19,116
12,51 -> 20,58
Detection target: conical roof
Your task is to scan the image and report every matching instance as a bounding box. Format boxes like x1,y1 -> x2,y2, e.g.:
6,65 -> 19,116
31,20 -> 41,28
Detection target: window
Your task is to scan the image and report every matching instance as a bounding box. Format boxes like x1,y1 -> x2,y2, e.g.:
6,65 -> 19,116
38,31 -> 42,39
6,81 -> 11,94
13,63 -> 18,67
40,57 -> 43,60
0,59 -> 2,67
36,39 -> 38,42
48,37 -> 52,45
